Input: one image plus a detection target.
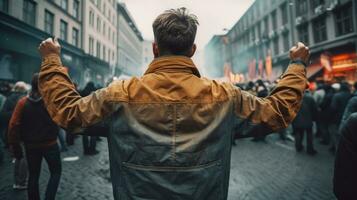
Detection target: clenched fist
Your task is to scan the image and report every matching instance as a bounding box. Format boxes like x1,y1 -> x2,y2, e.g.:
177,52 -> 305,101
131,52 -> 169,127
289,42 -> 310,65
38,37 -> 61,58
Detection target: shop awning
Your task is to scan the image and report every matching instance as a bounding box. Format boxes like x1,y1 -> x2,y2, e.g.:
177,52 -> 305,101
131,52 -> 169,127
306,64 -> 324,79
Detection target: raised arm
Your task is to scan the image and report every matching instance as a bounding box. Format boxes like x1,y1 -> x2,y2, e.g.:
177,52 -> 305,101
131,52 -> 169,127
234,42 -> 309,137
38,38 -> 123,134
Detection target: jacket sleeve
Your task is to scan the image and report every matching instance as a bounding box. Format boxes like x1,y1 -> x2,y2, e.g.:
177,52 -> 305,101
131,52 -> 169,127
233,63 -> 307,137
8,96 -> 27,158
38,55 -> 124,134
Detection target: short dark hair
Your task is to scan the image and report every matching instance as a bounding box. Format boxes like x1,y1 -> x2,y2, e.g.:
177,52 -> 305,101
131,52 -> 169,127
152,7 -> 199,56
31,73 -> 39,92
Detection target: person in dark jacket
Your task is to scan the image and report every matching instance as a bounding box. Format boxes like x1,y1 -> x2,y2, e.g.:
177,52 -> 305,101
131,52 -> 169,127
339,82 -> 357,133
329,82 -> 351,152
80,82 -> 99,155
333,112 -> 357,199
8,73 -> 61,200
1,82 -> 28,189
292,90 -> 318,155
0,82 -> 27,148
319,84 -> 334,145
251,79 -> 269,142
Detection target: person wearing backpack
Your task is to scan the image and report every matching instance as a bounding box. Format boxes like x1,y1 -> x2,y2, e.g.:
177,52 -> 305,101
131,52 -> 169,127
8,73 -> 61,200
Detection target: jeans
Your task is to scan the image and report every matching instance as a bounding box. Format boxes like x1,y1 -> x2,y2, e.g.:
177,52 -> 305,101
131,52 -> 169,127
82,136 -> 97,153
58,129 -> 67,151
25,144 -> 62,200
294,127 -> 314,152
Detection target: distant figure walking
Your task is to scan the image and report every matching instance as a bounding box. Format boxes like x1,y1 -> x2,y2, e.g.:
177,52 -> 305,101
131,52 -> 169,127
8,73 -> 61,200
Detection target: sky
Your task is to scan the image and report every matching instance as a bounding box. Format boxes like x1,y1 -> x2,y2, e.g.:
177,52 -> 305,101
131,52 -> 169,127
119,0 -> 254,75
119,0 -> 254,50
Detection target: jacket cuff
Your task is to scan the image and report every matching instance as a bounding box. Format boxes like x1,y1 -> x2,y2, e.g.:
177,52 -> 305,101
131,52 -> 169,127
42,54 -> 62,66
286,63 -> 307,75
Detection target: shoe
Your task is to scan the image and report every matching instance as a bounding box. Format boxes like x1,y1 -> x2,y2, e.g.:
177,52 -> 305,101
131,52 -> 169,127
13,184 -> 27,190
307,149 -> 318,156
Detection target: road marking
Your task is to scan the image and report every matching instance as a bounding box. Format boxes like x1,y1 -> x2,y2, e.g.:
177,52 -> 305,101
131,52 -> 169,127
63,156 -> 79,162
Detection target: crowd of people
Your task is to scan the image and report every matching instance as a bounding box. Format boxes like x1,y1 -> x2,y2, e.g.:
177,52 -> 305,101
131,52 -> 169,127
234,79 -> 357,156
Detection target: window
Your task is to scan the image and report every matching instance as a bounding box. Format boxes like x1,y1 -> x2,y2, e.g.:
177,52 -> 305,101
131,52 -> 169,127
283,33 -> 289,52
264,17 -> 269,35
72,28 -> 79,47
298,25 -> 309,45
97,0 -> 101,10
60,0 -> 68,11
313,18 -> 327,43
296,0 -> 308,16
60,20 -> 68,41
103,46 -> 106,62
73,0 -> 79,19
281,3 -> 288,25
103,3 -> 106,17
273,38 -> 279,55
89,37 -> 94,55
103,23 -> 106,36
44,10 -> 54,35
23,0 -> 36,26
89,10 -> 94,27
271,11 -> 277,30
311,0 -> 325,10
335,4 -> 354,36
96,41 -> 101,58
97,17 -> 101,32
0,0 -> 9,13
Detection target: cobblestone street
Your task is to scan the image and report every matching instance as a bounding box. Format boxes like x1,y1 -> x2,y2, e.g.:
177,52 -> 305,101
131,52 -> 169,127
0,135 -> 336,200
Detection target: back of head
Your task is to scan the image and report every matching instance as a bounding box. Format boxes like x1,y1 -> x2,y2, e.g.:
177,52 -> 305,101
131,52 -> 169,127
13,81 -> 28,93
340,82 -> 350,92
152,7 -> 199,56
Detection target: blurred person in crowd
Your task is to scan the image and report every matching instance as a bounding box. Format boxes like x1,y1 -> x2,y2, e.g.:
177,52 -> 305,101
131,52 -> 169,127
292,90 -> 318,155
313,81 -> 326,138
0,82 -> 28,189
319,84 -> 334,145
80,82 -> 99,155
252,79 -> 269,142
333,112 -> 357,199
8,73 -> 61,199
37,7 -> 309,199
339,82 -> 357,133
0,82 -> 27,148
329,82 -> 351,152
245,81 -> 257,95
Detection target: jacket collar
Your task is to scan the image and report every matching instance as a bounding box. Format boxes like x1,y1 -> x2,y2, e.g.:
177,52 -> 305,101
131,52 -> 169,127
144,56 -> 201,78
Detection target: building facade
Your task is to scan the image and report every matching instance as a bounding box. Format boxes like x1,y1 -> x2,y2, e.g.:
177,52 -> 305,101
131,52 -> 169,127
142,40 -> 153,71
0,0 -> 123,86
82,0 -> 117,84
116,3 -> 143,77
0,0 -> 87,85
205,0 -> 357,82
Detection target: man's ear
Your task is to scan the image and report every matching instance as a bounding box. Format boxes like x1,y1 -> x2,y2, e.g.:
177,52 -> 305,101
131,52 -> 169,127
187,44 -> 197,58
153,42 -> 159,58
